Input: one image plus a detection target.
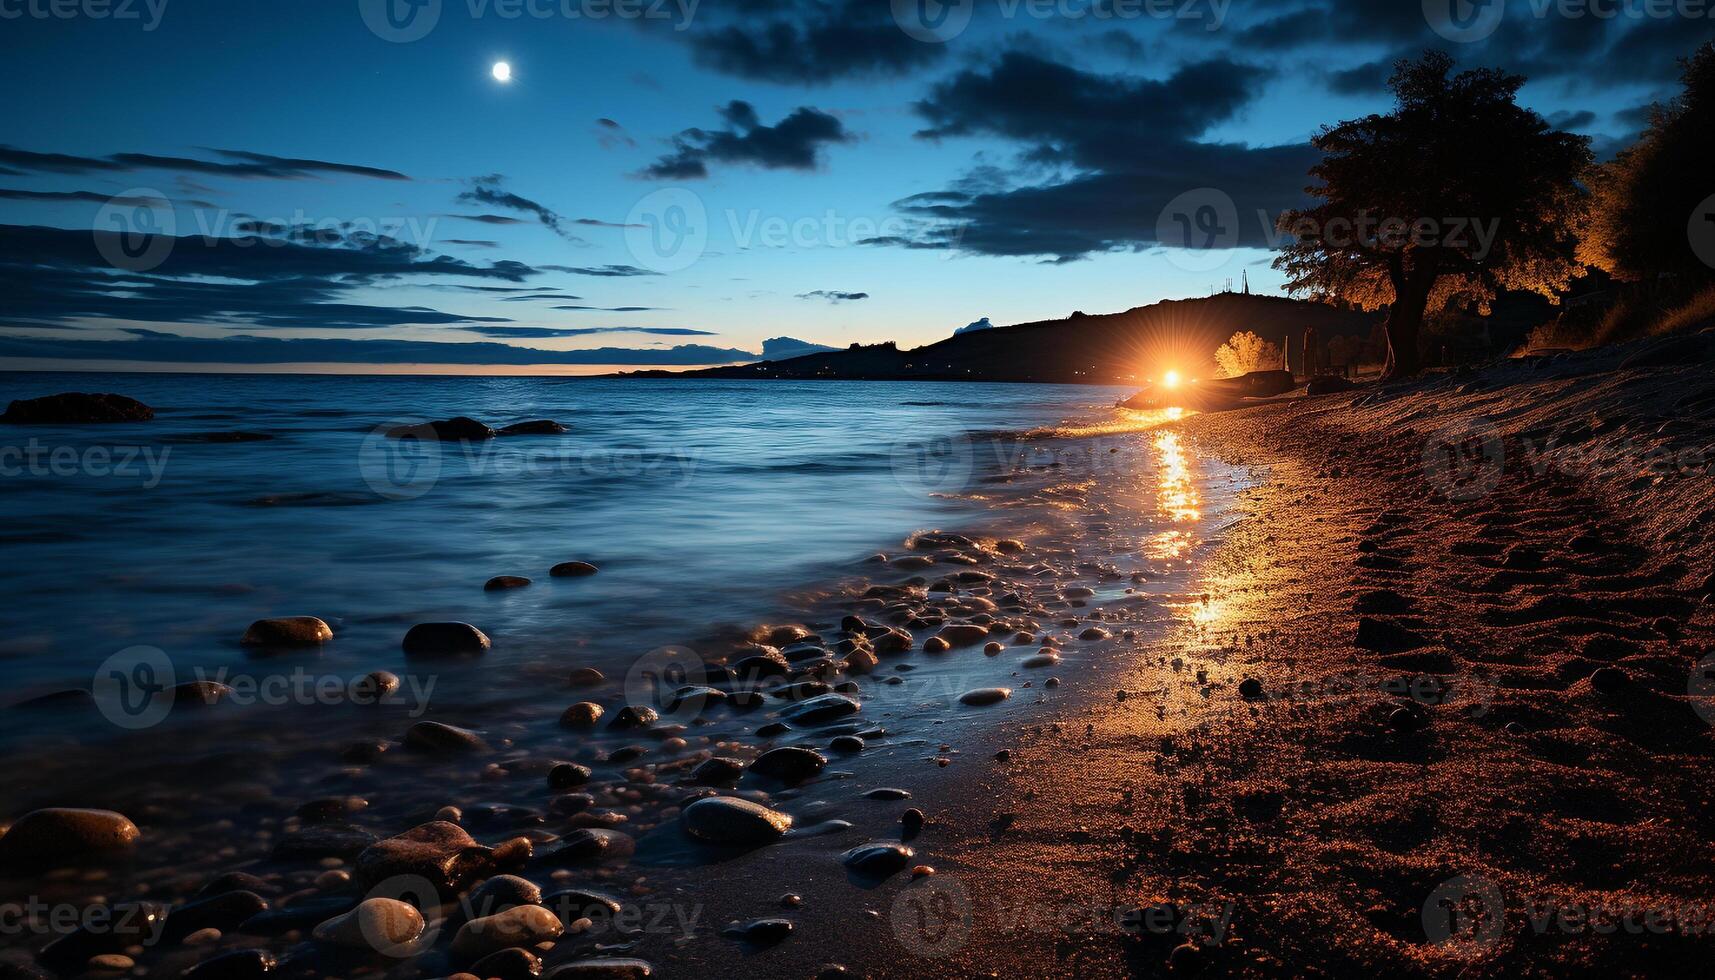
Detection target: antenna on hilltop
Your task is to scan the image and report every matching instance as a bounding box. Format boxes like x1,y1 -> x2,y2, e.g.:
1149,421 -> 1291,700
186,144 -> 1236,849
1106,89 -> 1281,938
1242,270 -> 1250,295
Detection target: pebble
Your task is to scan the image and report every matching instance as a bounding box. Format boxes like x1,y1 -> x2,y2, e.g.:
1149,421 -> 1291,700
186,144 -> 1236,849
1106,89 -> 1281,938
781,693 -> 861,725
983,642 -> 1004,656
958,687 -> 1011,706
901,808 -> 925,839
722,917 -> 793,947
353,671 -> 399,702
240,616 -> 333,647
0,808 -> 140,867
922,636 -> 951,654
314,870 -> 350,890
568,667 -> 605,687
549,762 -> 593,788
748,746 -> 827,784
469,947 -> 543,980
355,821 -> 497,892
182,927 -> 222,945
1021,653 -> 1059,668
1078,627 -> 1110,641
911,865 -> 935,879
462,874 -> 543,919
840,842 -> 915,878
311,897 -> 425,952
550,561 -> 600,577
451,905 -> 564,961
690,756 -> 747,785
402,622 -> 491,657
829,735 -> 865,754
680,797 -> 792,845
864,787 -> 911,800
484,576 -> 533,591
560,702 -> 604,728
607,705 -> 659,730
937,624 -> 989,646
404,720 -> 488,754
87,954 -> 134,971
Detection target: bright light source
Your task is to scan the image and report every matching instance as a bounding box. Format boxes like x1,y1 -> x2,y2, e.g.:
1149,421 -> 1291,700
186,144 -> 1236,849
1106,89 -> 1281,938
1162,370 -> 1181,389
492,61 -> 512,83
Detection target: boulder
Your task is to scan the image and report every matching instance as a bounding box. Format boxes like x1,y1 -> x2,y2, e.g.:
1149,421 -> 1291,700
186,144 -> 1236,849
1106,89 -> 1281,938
1,392 -> 153,424
498,420 -> 568,436
241,616 -> 333,647
402,622 -> 490,657
386,417 -> 495,442
550,561 -> 600,577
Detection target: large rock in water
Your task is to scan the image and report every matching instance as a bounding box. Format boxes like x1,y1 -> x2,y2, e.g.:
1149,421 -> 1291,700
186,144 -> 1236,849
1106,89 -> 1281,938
1,392 -> 153,424
498,419 -> 568,436
387,417 -> 495,442
402,622 -> 490,657
0,808 -> 140,868
680,797 -> 792,845
241,616 -> 333,647
354,821 -> 497,892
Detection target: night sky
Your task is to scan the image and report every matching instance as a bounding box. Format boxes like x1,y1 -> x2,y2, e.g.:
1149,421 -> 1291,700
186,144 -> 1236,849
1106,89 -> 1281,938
0,0 -> 1707,371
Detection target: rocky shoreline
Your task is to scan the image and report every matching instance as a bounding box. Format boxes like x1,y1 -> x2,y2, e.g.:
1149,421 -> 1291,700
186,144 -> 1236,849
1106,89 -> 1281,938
1,411 -> 1241,979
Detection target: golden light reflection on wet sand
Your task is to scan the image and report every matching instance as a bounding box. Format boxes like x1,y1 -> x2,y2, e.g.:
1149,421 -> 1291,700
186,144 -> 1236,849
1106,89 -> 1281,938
1148,429 -> 1202,559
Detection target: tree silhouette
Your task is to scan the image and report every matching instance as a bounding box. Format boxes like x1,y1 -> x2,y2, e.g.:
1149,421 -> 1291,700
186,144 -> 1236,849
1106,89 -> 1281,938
1581,42 -> 1715,282
1275,52 -> 1590,379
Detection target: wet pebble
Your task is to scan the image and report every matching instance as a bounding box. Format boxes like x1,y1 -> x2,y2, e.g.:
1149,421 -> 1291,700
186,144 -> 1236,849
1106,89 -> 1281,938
958,687 -> 1011,706
240,616 -> 333,647
311,897 -> 424,951
841,842 -> 914,878
680,797 -> 792,845
404,720 -> 488,754
0,808 -> 139,867
748,746 -> 827,784
452,905 -> 564,961
485,576 -> 532,591
560,702 -> 604,729
550,561 -> 600,577
402,622 -> 490,658
722,918 -> 793,948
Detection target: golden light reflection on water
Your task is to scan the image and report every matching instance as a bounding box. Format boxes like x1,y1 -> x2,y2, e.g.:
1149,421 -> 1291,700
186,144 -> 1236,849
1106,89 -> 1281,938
1147,429 -> 1202,559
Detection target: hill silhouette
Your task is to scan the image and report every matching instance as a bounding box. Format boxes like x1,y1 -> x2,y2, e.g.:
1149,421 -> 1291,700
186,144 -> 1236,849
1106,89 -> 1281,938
623,293 -> 1381,384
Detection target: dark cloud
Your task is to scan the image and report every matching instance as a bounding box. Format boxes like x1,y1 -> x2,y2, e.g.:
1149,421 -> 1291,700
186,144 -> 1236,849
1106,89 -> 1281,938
573,217 -> 647,229
643,101 -> 853,179
465,326 -> 716,339
881,52 -> 1307,262
913,52 -> 1268,171
550,305 -> 664,312
0,222 -> 534,330
1326,60 -> 1390,96
456,175 -> 583,242
595,118 -> 638,150
684,0 -> 945,84
444,213 -> 529,225
0,145 -> 408,180
442,239 -> 500,248
0,329 -> 760,367
796,290 -> 869,302
0,188 -> 219,209
540,264 -> 663,277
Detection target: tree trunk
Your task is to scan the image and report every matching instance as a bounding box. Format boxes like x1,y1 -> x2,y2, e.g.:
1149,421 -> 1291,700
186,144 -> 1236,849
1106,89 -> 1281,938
1381,255 -> 1436,381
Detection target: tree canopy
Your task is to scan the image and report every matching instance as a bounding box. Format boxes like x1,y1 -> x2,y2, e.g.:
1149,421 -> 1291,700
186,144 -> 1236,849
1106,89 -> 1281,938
1274,51 -> 1591,378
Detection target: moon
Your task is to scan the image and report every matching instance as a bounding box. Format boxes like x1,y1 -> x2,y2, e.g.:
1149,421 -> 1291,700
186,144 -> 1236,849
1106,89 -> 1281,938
491,61 -> 512,83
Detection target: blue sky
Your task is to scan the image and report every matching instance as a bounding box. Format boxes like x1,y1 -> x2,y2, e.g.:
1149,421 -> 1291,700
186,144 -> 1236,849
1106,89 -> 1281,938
0,0 -> 1705,371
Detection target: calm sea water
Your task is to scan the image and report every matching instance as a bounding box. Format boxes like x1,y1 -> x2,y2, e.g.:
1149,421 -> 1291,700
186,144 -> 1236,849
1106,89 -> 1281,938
0,373 -> 1133,740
